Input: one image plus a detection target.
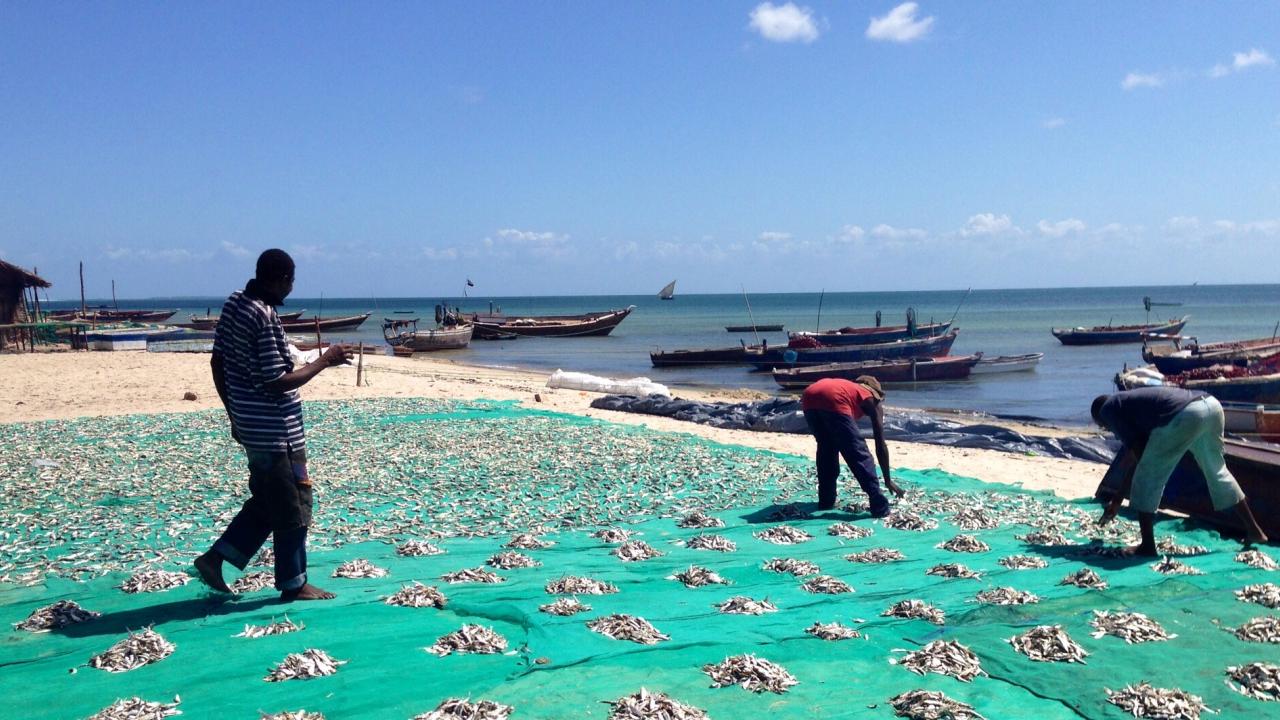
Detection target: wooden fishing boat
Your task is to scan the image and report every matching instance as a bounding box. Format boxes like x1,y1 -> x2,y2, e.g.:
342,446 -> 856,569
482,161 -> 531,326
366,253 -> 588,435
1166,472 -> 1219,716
1051,316 -> 1188,345
382,318 -> 472,352
749,330 -> 959,370
468,306 -> 635,339
1223,402 -> 1280,443
725,324 -> 784,332
1142,334 -> 1280,374
1116,353 -> 1280,405
970,352 -> 1044,375
182,308 -> 305,330
789,320 -> 951,346
651,345 -> 758,368
51,308 -> 178,323
280,313 -> 371,333
772,354 -> 982,389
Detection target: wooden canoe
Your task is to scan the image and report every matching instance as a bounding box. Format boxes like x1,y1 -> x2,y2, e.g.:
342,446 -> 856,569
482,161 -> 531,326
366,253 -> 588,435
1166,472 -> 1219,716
749,330 -> 959,370
280,313 -> 371,333
651,346 -> 757,367
726,324 -> 784,332
468,306 -> 634,339
970,352 -> 1044,375
772,354 -> 983,389
1052,316 -> 1188,345
789,320 -> 951,346
1143,335 -> 1280,374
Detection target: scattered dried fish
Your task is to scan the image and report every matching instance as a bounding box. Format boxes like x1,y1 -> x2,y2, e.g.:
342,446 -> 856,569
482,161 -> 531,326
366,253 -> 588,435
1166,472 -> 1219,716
950,507 -> 1000,531
802,575 -> 853,594
412,698 -> 514,720
386,582 -> 447,608
539,597 -> 592,616
883,599 -> 945,625
261,712 -> 325,720
703,654 -> 798,694
754,525 -> 813,545
265,648 -> 347,681
805,621 -> 861,640
974,587 -> 1039,605
1151,556 -> 1204,575
1106,682 -> 1206,720
332,559 -> 388,579
762,557 -> 820,576
1017,529 -> 1072,545
87,697 -> 181,720
591,527 -> 633,543
1060,567 -> 1108,589
1008,625 -> 1088,663
1237,549 -> 1279,571
230,571 -> 275,593
120,569 -> 190,594
676,510 -> 724,529
545,576 -> 618,595
938,535 -> 990,553
670,565 -> 729,588
426,625 -> 509,656
605,688 -> 708,720
505,533 -> 554,550
1226,662 -> 1280,702
1234,616 -> 1280,643
926,563 -> 981,580
883,512 -> 938,532
613,540 -> 662,562
999,555 -> 1048,570
1156,537 -> 1209,557
236,618 -> 302,638
897,640 -> 986,682
587,614 -> 669,644
441,567 -> 504,584
1090,610 -> 1174,643
686,534 -> 737,552
845,547 -> 905,563
14,599 -> 100,632
398,539 -> 445,557
889,690 -> 985,720
90,628 -> 175,672
828,522 -> 873,539
1237,583 -> 1280,609
486,551 -> 540,569
717,596 -> 777,615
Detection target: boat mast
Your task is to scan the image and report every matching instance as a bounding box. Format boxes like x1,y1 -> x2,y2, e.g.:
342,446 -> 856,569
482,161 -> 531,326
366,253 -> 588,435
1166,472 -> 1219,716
741,285 -> 760,346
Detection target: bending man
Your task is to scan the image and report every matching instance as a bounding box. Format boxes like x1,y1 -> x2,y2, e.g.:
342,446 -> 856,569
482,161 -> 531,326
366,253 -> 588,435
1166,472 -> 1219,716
801,376 -> 904,515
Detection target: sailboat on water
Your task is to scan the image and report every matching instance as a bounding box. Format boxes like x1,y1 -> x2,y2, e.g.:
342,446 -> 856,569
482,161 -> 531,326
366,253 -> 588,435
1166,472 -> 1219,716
658,280 -> 676,300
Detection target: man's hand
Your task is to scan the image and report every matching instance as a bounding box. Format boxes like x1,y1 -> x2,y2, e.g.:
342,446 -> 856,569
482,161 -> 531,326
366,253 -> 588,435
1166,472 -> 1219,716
320,345 -> 348,367
886,479 -> 906,499
1098,495 -> 1124,525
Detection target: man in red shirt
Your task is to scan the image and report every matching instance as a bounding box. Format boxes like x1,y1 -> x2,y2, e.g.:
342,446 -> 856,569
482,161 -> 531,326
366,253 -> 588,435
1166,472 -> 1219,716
801,376 -> 904,515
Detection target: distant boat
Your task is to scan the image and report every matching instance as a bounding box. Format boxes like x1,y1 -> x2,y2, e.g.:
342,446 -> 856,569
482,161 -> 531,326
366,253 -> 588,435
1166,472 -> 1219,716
749,330 -> 960,371
651,344 -> 758,368
772,354 -> 983,390
467,306 -> 635,339
970,353 -> 1044,375
658,280 -> 676,300
1051,316 -> 1188,345
383,318 -> 472,352
280,313 -> 372,333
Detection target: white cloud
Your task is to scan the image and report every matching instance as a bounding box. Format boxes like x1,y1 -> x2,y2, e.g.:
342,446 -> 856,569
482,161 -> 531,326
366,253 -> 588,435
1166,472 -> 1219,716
484,228 -> 571,259
749,2 -> 819,44
960,213 -> 1018,237
220,241 -> 250,258
757,231 -> 792,243
1234,48 -> 1275,71
870,224 -> 927,241
836,225 -> 865,242
289,243 -> 333,262
102,245 -> 211,262
613,241 -> 639,260
866,3 -> 934,43
1036,218 -> 1086,238
1042,117 -> 1066,130
1209,63 -> 1231,79
422,247 -> 459,261
1121,72 -> 1164,90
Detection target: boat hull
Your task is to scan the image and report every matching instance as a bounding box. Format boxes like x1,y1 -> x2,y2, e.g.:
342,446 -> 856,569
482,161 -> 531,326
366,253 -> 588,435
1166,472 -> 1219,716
651,346 -> 754,367
280,313 -> 372,333
1144,336 -> 1280,374
970,352 -> 1044,375
750,331 -> 959,370
726,324 -> 784,333
469,306 -> 634,339
789,321 -> 951,346
397,325 -> 473,352
1052,317 -> 1188,345
772,354 -> 981,389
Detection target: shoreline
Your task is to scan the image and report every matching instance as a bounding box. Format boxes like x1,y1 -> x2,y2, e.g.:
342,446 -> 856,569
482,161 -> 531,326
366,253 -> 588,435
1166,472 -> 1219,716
0,349 -> 1107,499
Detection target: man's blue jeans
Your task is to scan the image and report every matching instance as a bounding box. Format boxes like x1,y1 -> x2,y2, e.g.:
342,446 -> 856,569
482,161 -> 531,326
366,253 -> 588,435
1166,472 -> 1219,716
212,447 -> 311,591
803,409 -> 890,516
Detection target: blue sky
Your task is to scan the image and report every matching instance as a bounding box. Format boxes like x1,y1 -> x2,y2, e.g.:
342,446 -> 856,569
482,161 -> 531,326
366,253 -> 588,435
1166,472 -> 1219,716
2,2 -> 1277,299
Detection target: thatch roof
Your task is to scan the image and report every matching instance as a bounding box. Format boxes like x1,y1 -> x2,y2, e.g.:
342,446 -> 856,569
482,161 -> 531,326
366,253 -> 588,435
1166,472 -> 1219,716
0,259 -> 51,288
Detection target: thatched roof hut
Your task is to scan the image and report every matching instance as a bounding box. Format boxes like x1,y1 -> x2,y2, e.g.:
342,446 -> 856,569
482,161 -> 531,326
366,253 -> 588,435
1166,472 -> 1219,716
0,259 -> 51,349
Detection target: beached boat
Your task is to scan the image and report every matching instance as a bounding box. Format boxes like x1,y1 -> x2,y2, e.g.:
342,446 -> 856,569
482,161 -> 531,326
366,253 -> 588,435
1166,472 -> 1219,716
468,306 -> 635,339
383,318 -> 472,352
280,313 -> 371,333
658,280 -> 675,300
749,330 -> 959,370
181,308 -> 306,330
1051,316 -> 1188,345
772,354 -> 982,389
51,308 -> 178,324
1115,354 -> 1280,405
970,352 -> 1044,375
725,324 -> 784,332
789,320 -> 952,347
651,344 -> 759,368
1142,334 -> 1280,374
77,327 -> 174,351
1223,402 -> 1280,443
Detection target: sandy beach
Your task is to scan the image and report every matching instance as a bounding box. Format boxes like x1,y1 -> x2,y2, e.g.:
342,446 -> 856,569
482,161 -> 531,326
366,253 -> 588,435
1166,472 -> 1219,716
0,350 -> 1105,498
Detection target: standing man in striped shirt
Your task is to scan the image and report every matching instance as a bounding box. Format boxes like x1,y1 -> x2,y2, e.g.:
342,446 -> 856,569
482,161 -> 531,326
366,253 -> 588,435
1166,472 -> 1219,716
194,249 -> 347,601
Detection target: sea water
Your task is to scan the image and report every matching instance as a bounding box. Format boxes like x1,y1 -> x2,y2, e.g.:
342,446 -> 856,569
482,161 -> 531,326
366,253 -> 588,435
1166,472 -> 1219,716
50,284 -> 1280,425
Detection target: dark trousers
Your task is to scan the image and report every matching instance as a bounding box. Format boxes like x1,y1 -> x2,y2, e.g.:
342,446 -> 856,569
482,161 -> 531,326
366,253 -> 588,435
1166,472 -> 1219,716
803,409 -> 890,516
213,447 -> 312,591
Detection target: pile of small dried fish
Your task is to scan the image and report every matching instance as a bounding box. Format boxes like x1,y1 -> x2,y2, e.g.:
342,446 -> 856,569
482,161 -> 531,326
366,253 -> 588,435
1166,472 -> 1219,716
754,525 -> 813,545
332,559 -> 388,579
90,628 -> 175,672
883,513 -> 938,532
613,540 -> 663,562
605,689 -> 708,720
1090,610 -> 1174,643
717,596 -> 778,615
685,534 -> 737,552
1008,625 -> 1088,663
805,621 -> 861,640
950,507 -> 1000,531
386,582 -> 447,608
703,654 -> 798,694
545,576 -> 618,595
441,567 -> 504,584
398,539 -> 445,557
591,527 -> 633,543
762,557 -> 820,576
828,522 -> 873,539
486,551 -> 540,569
262,711 -> 325,720
236,618 -> 302,638
845,547 -> 905,563
897,640 -> 985,682
998,555 -> 1048,570
505,533 -> 554,549
413,698 -> 514,720
1060,567 -> 1108,589
926,563 -> 981,579
677,510 -> 724,529
265,649 -> 347,681
671,565 -> 729,587
14,599 -> 100,632
120,569 -> 191,594
974,587 -> 1039,605
1106,682 -> 1206,720
426,625 -> 509,656
1156,537 -> 1209,557
1234,616 -> 1280,643
1226,662 -> 1280,702
1236,583 -> 1280,609
539,597 -> 591,616
883,599 -> 945,625
765,503 -> 812,521
587,614 -> 669,644
87,697 -> 181,720
1017,529 -> 1072,545
1237,549 -> 1279,570
802,575 -> 853,594
889,690 -> 985,720
230,571 -> 275,593
937,535 -> 990,553
1151,556 -> 1203,575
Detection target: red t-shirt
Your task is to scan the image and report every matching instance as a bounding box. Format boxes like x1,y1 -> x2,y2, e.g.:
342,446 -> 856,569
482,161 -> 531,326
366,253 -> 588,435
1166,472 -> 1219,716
801,378 -> 874,419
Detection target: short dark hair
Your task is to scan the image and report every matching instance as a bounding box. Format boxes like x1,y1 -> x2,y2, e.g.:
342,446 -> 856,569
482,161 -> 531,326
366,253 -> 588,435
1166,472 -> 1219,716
1090,395 -> 1110,426
255,249 -> 295,282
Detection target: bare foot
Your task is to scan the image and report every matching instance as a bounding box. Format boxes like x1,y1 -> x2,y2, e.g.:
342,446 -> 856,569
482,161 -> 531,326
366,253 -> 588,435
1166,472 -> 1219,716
281,583 -> 336,602
1245,530 -> 1269,546
193,551 -> 232,593
1118,543 -> 1158,558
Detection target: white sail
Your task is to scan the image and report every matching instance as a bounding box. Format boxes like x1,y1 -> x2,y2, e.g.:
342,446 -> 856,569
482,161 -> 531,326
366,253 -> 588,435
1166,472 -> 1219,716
658,280 -> 676,300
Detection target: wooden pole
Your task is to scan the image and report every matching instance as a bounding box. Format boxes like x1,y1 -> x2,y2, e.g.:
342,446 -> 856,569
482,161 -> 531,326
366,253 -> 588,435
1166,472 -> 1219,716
314,317 -> 322,349
111,279 -> 118,311
356,343 -> 364,387
79,261 -> 86,315
31,267 -> 41,322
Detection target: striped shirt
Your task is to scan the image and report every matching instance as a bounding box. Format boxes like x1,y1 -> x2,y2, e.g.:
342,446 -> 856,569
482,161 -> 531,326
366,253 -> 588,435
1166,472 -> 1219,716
212,288 -> 305,452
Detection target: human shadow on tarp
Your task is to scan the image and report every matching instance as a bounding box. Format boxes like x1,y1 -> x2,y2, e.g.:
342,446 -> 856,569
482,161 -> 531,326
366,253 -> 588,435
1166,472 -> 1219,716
1025,543 -> 1153,570
56,595 -> 277,638
739,502 -> 875,525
